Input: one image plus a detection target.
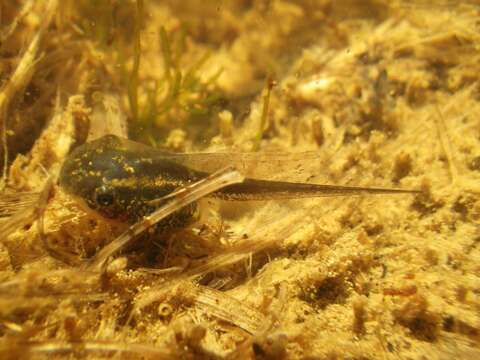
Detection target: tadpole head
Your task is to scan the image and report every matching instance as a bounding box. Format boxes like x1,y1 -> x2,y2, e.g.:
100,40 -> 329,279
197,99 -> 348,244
58,135 -> 136,220
59,135 -> 199,225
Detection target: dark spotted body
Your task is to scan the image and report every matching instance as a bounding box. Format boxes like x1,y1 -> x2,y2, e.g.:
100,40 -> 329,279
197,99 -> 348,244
59,135 -> 419,232
59,135 -> 202,229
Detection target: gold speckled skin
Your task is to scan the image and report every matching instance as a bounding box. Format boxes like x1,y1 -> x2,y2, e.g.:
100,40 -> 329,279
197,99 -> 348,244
59,135 -> 201,228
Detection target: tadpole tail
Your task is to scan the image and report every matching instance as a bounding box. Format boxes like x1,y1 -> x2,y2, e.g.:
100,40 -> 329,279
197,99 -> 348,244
212,178 -> 421,201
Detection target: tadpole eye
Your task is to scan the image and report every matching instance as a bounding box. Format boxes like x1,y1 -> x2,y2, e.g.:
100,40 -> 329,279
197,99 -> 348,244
95,189 -> 114,206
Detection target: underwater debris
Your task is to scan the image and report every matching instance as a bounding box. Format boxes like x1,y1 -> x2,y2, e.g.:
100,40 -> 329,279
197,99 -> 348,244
0,0 -> 59,187
1,2 -> 480,359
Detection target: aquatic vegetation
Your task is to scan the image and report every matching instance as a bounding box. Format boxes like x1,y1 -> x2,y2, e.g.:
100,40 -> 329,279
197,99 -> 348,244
1,1 -> 480,359
131,26 -> 225,146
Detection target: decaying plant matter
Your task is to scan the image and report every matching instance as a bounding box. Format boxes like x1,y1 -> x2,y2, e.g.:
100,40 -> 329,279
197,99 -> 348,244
1,1 -> 480,359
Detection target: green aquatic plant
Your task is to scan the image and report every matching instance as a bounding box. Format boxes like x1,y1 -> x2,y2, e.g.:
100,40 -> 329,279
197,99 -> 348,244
63,1 -> 225,147
72,0 -> 124,47
127,0 -> 144,123
254,77 -> 275,151
131,26 -> 225,146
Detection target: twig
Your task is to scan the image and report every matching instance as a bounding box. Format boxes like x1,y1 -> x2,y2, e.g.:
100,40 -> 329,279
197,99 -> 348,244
0,0 -> 35,44
434,105 -> 459,184
3,340 -> 173,359
86,167 -> 244,272
0,0 -> 59,189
